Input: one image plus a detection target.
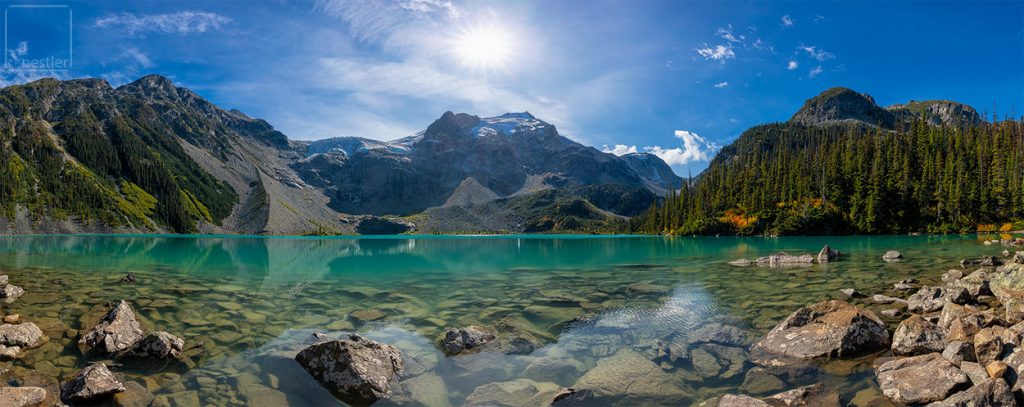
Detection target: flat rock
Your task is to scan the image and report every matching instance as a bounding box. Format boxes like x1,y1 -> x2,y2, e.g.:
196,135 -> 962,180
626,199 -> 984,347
749,300 -> 890,366
464,379 -> 561,407
573,348 -> 688,402
754,252 -> 815,267
0,322 -> 46,349
875,353 -> 970,405
79,300 -> 145,354
0,387 -> 47,407
892,315 -> 947,356
60,363 -> 126,403
764,383 -> 840,407
294,334 -> 404,406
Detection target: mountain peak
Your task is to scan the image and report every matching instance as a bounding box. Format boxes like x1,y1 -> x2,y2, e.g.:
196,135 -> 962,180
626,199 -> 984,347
128,74 -> 176,90
790,87 -> 895,127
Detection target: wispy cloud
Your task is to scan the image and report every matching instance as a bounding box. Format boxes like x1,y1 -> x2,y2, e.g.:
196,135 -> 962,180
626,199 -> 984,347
601,144 -> 638,155
781,15 -> 794,27
94,11 -> 232,36
798,45 -> 834,61
809,65 -> 823,78
122,47 -> 153,68
696,44 -> 735,62
714,81 -> 729,88
787,60 -> 798,70
716,25 -> 744,44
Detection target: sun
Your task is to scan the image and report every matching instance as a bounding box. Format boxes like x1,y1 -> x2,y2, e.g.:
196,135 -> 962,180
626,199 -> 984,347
451,24 -> 515,70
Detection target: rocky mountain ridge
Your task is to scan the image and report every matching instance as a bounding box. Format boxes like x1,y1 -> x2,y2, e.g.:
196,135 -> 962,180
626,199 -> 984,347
790,87 -> 983,129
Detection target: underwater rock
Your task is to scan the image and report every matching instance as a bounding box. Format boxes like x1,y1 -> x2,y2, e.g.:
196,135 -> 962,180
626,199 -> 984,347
882,250 -> 903,261
464,379 -> 561,407
125,331 -> 185,360
80,300 -> 145,354
0,387 -> 47,407
549,388 -> 595,406
60,363 -> 126,403
875,353 -> 970,405
442,326 -> 495,355
294,334 -> 403,406
573,348 -> 688,403
749,300 -> 889,366
764,384 -> 840,406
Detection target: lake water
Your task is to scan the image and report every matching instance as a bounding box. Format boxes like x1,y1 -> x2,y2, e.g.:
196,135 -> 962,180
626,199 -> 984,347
0,234 -> 1013,406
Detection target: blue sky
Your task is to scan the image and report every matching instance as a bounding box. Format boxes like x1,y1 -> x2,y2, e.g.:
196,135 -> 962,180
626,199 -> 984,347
2,0 -> 1022,175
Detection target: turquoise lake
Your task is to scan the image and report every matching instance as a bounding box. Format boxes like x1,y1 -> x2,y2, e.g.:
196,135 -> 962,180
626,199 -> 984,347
0,234 -> 1014,406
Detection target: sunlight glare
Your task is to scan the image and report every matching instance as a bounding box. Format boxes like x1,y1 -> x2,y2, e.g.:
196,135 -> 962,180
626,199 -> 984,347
452,25 -> 515,70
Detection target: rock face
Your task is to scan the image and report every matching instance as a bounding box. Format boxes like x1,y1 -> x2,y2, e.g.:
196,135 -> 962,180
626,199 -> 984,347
0,387 -> 47,407
442,326 -> 495,355
80,300 -> 145,354
790,88 -> 897,128
125,331 -> 184,359
817,245 -> 840,263
891,315 -> 947,356
883,250 -> 903,261
294,334 -> 404,406
60,363 -> 126,403
875,353 -> 970,405
749,300 -> 889,366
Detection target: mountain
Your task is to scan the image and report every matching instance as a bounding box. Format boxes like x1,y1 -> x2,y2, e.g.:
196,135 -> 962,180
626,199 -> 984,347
0,75 -> 679,235
790,87 -> 982,129
632,88 -> 1023,235
619,152 -> 684,192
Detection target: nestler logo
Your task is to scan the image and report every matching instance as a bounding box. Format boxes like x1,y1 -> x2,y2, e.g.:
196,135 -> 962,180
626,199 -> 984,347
4,4 -> 72,71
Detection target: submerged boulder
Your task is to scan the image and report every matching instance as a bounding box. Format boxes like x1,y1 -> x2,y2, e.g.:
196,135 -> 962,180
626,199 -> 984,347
891,315 -> 947,356
442,326 -> 495,355
464,379 -> 561,407
749,300 -> 889,366
294,334 -> 404,406
875,353 -> 970,405
60,363 -> 125,404
79,300 -> 144,354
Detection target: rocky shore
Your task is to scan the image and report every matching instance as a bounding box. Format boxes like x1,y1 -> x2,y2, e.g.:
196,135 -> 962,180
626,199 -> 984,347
0,238 -> 1022,406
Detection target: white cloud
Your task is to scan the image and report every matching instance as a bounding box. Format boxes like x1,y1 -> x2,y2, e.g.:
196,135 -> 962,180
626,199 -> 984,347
798,45 -> 834,61
602,144 -> 638,156
122,47 -> 153,68
696,44 -> 735,62
809,65 -> 823,77
7,41 -> 28,62
781,15 -> 794,27
787,60 -> 798,70
716,25 -> 744,43
94,11 -> 232,36
714,81 -> 729,88
640,130 -> 720,166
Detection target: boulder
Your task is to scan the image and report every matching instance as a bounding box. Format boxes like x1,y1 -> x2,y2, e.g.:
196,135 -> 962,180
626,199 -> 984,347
0,284 -> 24,300
943,269 -> 965,285
464,379 -> 561,407
872,294 -> 908,305
925,378 -> 1015,407
991,268 -> 1024,323
941,341 -> 977,366
294,334 -> 404,406
702,394 -> 769,407
961,257 -> 1002,268
690,323 -> 748,346
0,387 -> 47,407
749,300 -> 889,366
817,245 -> 840,263
908,286 -> 947,313
60,363 -> 125,403
754,252 -> 815,266
125,331 -> 184,359
79,300 -> 145,354
572,349 -> 688,402
740,367 -> 785,395
549,388 -> 595,406
839,288 -> 861,298
0,322 -> 46,349
883,250 -> 903,261
442,326 -> 495,355
957,269 -> 992,298
875,353 -> 970,405
763,384 -> 840,407
987,361 -> 1008,379
961,361 -> 990,385
892,315 -> 947,356
974,327 -> 1006,365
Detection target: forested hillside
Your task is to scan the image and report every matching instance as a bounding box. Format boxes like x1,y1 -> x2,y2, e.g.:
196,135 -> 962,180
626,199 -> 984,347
630,119 -> 1024,235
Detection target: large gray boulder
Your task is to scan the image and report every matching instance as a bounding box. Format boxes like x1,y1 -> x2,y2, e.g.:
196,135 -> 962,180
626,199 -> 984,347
0,322 -> 46,349
294,334 -> 404,406
883,250 -> 903,261
749,300 -> 889,366
60,363 -> 125,403
892,315 -> 947,356
79,300 -> 144,354
442,326 -> 495,355
875,353 -> 970,405
991,268 -> 1024,323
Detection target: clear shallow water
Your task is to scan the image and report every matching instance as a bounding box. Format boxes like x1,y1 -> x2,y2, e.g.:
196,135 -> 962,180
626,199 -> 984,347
0,234 -> 1013,406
